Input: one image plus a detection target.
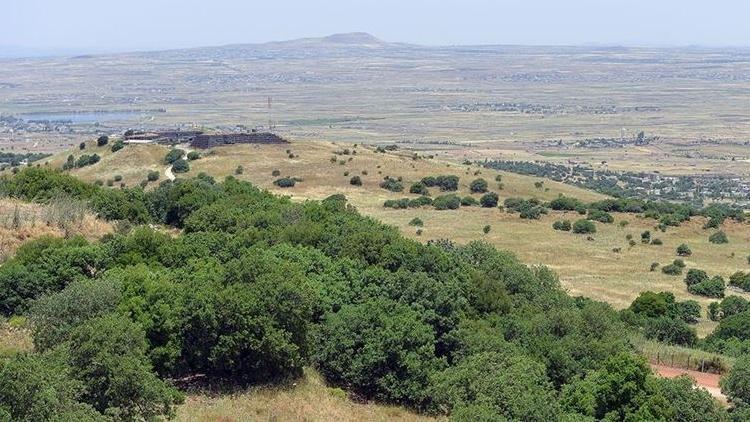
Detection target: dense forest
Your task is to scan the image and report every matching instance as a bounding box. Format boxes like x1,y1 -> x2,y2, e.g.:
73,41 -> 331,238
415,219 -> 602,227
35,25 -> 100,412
0,168 -> 748,421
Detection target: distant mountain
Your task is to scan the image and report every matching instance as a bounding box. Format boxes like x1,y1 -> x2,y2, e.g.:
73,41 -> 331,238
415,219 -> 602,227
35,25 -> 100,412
321,32 -> 385,45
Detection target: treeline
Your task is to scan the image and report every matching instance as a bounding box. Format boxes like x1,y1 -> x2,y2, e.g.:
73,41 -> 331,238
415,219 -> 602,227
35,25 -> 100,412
0,152 -> 51,168
0,168 -> 743,421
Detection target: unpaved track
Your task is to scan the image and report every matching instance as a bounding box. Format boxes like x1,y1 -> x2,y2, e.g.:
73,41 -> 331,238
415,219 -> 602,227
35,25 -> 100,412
651,364 -> 725,402
164,144 -> 193,181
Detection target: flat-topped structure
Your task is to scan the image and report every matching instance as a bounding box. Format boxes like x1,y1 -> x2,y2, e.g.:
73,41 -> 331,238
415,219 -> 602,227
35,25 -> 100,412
123,130 -> 287,148
190,132 -> 287,149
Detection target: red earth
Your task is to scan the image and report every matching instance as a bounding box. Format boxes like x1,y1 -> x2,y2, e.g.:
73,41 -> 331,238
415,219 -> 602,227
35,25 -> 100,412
651,364 -> 725,402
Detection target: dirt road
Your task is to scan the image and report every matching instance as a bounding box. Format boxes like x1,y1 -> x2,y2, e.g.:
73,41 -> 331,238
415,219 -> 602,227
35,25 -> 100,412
651,364 -> 725,402
164,144 -> 193,181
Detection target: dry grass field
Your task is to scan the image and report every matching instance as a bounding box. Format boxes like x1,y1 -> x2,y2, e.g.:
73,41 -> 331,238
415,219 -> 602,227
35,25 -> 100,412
177,369 -> 434,422
52,139 -> 750,335
0,197 -> 112,261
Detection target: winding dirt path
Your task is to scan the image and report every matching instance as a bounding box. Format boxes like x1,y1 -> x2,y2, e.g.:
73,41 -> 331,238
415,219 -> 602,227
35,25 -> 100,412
164,144 -> 193,181
651,364 -> 725,402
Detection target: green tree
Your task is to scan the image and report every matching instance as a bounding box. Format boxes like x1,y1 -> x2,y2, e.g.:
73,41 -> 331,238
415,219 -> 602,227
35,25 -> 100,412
677,243 -> 692,257
721,356 -> 750,407
67,314 -> 183,419
479,192 -> 499,208
572,219 -> 596,234
469,178 -> 488,193
313,299 -> 443,406
431,351 -> 561,421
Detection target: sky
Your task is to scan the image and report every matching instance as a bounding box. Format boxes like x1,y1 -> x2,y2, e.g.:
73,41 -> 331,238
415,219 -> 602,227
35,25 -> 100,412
3,0 -> 750,55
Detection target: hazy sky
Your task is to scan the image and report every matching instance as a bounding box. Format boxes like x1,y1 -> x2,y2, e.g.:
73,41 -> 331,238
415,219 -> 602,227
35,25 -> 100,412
4,0 -> 750,54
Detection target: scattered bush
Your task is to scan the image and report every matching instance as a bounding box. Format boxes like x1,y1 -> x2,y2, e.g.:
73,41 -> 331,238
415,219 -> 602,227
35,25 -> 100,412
380,177 -> 404,192
409,182 -> 428,195
676,243 -> 692,257
273,177 -> 296,188
461,196 -> 478,206
469,178 -> 488,193
110,139 -> 125,152
163,149 -> 184,165
709,231 -> 729,244
171,158 -> 190,174
572,219 -> 596,234
587,209 -> 614,223
433,194 -> 461,210
552,220 -> 571,231
479,192 -> 499,208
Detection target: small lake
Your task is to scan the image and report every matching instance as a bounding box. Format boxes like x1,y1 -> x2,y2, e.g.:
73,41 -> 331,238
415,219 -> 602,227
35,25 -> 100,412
20,111 -> 146,123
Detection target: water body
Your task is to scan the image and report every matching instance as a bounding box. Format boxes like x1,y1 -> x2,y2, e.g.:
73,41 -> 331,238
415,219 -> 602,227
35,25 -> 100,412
20,111 -> 146,124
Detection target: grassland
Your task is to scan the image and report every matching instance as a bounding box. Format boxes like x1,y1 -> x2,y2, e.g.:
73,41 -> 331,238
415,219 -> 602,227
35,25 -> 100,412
52,139 -> 750,336
0,197 -> 112,261
177,369 -> 433,422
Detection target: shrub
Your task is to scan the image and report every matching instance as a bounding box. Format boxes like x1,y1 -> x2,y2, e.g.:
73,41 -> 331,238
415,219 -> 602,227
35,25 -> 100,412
350,176 -> 362,186
552,220 -> 571,231
651,238 -> 663,245
422,175 -> 459,191
688,276 -> 725,298
644,316 -> 697,346
96,135 -> 109,147
272,169 -> 281,176
147,170 -> 160,182
409,182 -> 428,195
186,151 -> 201,160
676,243 -> 692,256
460,196 -> 478,206
75,154 -> 100,168
379,177 -> 403,192
720,355 -> 750,406
479,192 -> 499,208
312,300 -> 443,406
572,219 -> 596,234
433,194 -> 461,210
549,196 -> 583,211
709,231 -> 729,244
79,142 -> 86,150
171,158 -> 189,173
235,165 -> 244,175
273,177 -> 296,188
163,149 -> 184,165
110,139 -> 125,152
113,175 -> 123,182
729,272 -> 750,291
685,269 -> 709,286
661,264 -> 683,276
650,262 -> 660,272
469,178 -> 488,193
483,225 -> 491,234
587,209 -> 614,223
641,230 -> 651,244
408,217 -> 423,227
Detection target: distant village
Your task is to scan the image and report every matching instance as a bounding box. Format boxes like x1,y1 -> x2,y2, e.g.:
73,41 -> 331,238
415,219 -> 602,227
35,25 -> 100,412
483,159 -> 750,207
